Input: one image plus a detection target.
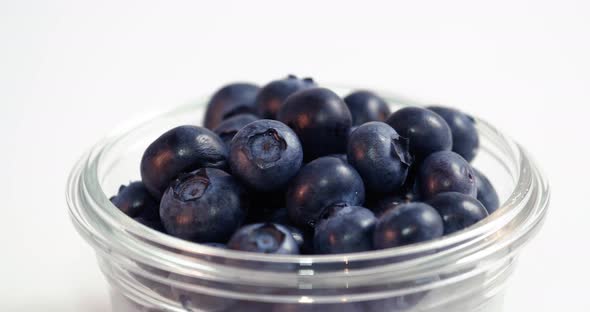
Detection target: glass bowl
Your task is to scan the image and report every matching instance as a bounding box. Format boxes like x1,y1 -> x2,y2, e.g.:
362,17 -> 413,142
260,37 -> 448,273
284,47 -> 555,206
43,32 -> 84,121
66,87 -> 550,312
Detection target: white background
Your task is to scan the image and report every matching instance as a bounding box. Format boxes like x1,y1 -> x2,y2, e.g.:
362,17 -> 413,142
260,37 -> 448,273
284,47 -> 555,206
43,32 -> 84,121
1,0 -> 588,311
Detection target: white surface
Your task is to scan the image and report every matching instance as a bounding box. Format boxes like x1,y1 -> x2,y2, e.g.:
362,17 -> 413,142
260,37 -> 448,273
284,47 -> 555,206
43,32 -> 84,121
1,0 -> 588,311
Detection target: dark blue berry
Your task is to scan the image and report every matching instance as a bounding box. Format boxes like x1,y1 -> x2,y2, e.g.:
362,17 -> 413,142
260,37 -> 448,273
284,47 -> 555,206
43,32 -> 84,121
428,192 -> 488,234
373,203 -> 443,249
344,90 -> 391,126
287,156 -> 365,229
256,75 -> 316,119
111,182 -> 165,232
347,121 -> 412,193
160,168 -> 246,243
417,151 -> 477,199
474,168 -> 500,214
314,206 -> 376,254
203,83 -> 260,129
228,223 -> 299,254
213,113 -> 259,148
230,120 -> 303,192
278,88 -> 352,161
386,106 -> 452,160
111,181 -> 159,219
428,106 -> 479,162
369,192 -> 414,217
141,125 -> 228,199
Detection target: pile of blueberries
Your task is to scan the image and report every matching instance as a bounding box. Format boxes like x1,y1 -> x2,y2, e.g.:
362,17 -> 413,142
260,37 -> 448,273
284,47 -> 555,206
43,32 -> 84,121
111,75 -> 500,255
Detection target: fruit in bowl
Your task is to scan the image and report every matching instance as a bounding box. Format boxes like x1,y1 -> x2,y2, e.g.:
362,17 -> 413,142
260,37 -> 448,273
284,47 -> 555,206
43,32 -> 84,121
69,74 -> 550,312
109,75 -> 500,258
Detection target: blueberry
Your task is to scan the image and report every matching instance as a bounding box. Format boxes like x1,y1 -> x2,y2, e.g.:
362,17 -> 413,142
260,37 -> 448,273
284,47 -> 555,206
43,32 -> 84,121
228,223 -> 299,254
373,203 -> 443,249
314,206 -> 376,254
428,106 -> 479,162
256,75 -> 316,119
159,168 -> 246,243
111,181 -> 159,219
203,83 -> 260,129
474,168 -> 500,214
278,88 -> 352,161
287,156 -> 365,229
428,192 -> 488,235
386,106 -> 452,160
347,122 -> 413,193
110,181 -> 165,232
230,120 -> 303,192
141,126 -> 228,199
369,192 -> 414,217
417,151 -> 477,199
213,113 -> 259,148
344,90 -> 391,126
